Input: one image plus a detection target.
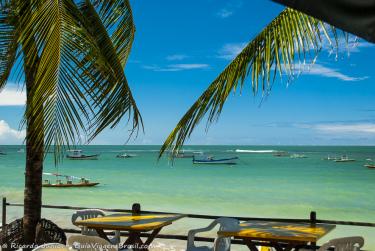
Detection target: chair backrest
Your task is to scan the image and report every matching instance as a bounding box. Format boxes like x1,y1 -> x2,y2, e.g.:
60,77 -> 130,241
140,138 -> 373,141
71,209 -> 106,236
318,237 -> 364,251
68,235 -> 117,251
213,218 -> 240,251
32,243 -> 69,251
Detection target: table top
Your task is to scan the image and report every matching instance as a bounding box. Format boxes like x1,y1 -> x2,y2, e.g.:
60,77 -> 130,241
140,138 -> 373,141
218,220 -> 335,243
74,213 -> 186,232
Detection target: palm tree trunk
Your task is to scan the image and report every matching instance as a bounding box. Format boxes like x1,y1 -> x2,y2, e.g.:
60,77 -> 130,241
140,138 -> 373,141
22,37 -> 43,249
23,121 -> 43,247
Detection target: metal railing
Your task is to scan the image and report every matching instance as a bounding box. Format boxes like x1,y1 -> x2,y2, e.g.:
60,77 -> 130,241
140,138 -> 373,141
2,197 -> 374,248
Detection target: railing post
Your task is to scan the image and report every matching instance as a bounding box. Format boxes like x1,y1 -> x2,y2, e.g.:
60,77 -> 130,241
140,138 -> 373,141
310,211 -> 317,249
310,211 -> 316,227
2,197 -> 6,228
132,203 -> 141,216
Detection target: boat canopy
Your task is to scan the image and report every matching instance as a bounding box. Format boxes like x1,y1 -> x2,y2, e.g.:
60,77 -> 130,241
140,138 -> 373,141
43,172 -> 82,180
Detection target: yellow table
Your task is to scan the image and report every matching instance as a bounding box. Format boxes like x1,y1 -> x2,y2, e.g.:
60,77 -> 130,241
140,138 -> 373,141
218,220 -> 335,251
74,213 -> 186,250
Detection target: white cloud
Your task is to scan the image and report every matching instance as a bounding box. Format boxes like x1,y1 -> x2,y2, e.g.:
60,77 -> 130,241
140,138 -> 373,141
297,123 -> 375,134
0,86 -> 26,106
294,64 -> 369,82
217,8 -> 233,18
166,54 -> 188,61
0,120 -> 25,144
216,0 -> 243,19
217,42 -> 247,60
143,64 -> 209,72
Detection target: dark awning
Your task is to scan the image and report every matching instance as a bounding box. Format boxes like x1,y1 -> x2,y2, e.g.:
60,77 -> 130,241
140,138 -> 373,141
272,0 -> 375,43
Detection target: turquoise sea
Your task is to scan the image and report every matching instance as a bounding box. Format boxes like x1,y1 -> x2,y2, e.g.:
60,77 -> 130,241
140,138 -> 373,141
1,145 -> 374,250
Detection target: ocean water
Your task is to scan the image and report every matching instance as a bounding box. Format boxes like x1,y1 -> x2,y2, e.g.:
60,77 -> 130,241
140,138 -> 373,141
0,145 -> 374,250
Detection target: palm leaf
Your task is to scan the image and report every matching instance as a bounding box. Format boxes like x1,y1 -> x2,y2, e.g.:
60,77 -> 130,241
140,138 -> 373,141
0,0 -> 19,89
90,0 -> 135,67
17,0 -> 140,162
78,0 -> 142,141
159,8 -> 341,158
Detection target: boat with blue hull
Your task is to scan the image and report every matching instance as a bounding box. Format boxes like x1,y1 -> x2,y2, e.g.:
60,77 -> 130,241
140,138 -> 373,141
193,156 -> 239,165
66,150 -> 99,160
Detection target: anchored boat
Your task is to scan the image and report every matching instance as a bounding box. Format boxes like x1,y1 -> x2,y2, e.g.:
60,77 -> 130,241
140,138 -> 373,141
66,150 -> 99,160
193,155 -> 239,165
290,154 -> 307,159
323,155 -> 339,161
364,159 -> 375,169
116,153 -> 137,158
273,151 -> 289,157
174,151 -> 194,158
43,173 -> 99,188
334,155 -> 356,162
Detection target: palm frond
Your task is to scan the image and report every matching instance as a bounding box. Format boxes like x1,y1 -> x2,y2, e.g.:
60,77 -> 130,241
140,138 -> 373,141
17,0 -> 140,162
89,0 -> 135,67
159,8 -> 341,158
78,0 -> 142,141
0,1 -> 18,89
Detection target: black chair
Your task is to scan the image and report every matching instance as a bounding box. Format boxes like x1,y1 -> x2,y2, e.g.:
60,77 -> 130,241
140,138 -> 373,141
0,218 -> 66,251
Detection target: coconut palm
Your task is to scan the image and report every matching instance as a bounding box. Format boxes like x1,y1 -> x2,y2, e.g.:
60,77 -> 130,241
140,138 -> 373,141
160,8 -> 343,157
0,0 -> 141,245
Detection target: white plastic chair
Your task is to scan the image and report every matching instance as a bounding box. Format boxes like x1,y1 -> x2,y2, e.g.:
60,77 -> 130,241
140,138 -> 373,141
71,209 -> 120,245
68,235 -> 117,251
32,243 -> 69,251
186,217 -> 239,251
300,236 -> 364,251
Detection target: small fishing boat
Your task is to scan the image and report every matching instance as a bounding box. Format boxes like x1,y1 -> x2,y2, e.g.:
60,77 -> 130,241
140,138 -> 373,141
290,154 -> 307,159
323,155 -> 339,161
364,159 -> 375,169
174,151 -> 194,158
116,153 -> 137,158
193,155 -> 239,165
273,151 -> 289,157
66,150 -> 99,160
43,173 -> 99,188
334,155 -> 356,162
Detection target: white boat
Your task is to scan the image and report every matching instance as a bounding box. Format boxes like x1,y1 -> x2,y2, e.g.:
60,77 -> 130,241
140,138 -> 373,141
116,153 -> 137,158
66,150 -> 99,160
334,155 -> 356,162
193,155 -> 239,165
323,155 -> 339,161
17,148 -> 25,153
43,173 -> 99,188
290,154 -> 307,158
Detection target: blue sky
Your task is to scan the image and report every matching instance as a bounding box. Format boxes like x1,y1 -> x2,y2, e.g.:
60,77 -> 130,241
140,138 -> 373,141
0,0 -> 375,145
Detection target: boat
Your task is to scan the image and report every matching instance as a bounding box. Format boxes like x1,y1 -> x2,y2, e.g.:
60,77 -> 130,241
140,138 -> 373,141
42,173 -> 99,188
334,155 -> 356,162
174,151 -> 194,158
273,151 -> 289,157
116,153 -> 137,158
323,155 -> 339,161
193,155 -> 239,165
290,154 -> 307,159
364,159 -> 375,169
17,148 -> 25,153
66,150 -> 99,160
